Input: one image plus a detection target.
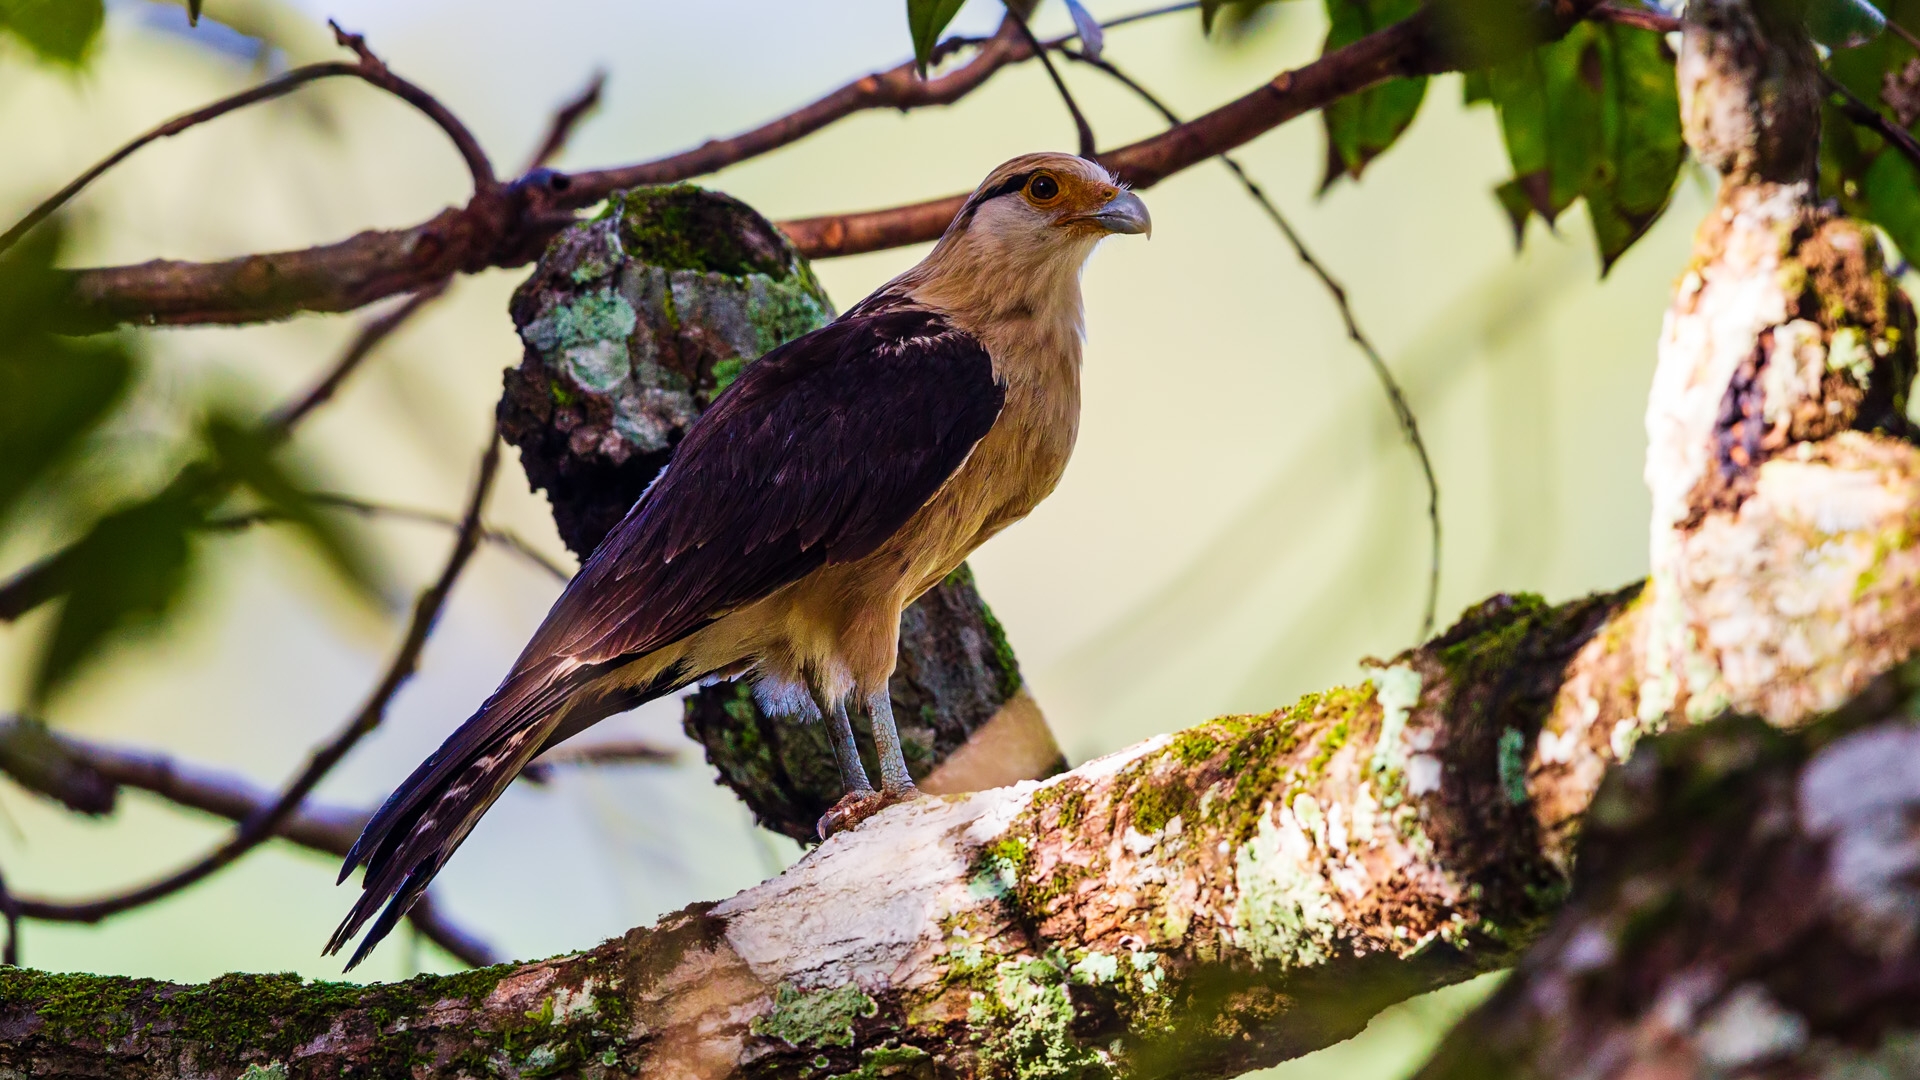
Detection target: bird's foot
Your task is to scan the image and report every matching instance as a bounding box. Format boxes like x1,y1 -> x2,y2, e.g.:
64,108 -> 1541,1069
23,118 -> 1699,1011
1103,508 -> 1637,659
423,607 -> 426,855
817,783 -> 921,839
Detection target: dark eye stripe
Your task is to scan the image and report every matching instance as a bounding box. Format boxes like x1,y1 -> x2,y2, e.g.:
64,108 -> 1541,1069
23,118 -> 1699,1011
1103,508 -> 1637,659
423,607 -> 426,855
965,171 -> 1033,213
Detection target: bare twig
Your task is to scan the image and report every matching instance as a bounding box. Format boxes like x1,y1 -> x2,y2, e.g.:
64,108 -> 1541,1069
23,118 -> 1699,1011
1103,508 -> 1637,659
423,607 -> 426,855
525,72 -> 608,172
12,436 -> 501,924
519,739 -> 677,785
271,281 -> 451,431
208,491 -> 572,583
1824,71 -> 1920,177
0,26 -> 492,259
0,865 -> 18,966
1587,3 -> 1682,32
5,723 -> 497,966
324,22 -> 496,190
1007,11 -> 1099,158
1063,47 -> 1443,638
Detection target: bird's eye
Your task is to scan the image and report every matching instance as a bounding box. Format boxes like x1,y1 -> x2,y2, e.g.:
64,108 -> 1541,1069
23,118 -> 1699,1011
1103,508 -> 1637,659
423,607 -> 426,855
1027,174 -> 1060,202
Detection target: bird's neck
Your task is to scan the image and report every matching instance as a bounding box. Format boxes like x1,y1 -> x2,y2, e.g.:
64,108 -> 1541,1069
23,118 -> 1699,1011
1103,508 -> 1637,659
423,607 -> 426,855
900,231 -> 1095,379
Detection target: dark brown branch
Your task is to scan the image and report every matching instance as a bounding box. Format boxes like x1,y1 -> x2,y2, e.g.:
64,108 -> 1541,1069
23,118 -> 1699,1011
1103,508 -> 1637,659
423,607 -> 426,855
0,26 -> 492,260
524,71 -> 607,172
207,492 -> 572,582
1824,70 -> 1920,177
270,281 -> 450,430
518,739 -> 677,785
0,866 -> 18,967
779,7 -> 1452,257
1008,11 -> 1098,158
12,436 -> 500,924
1587,2 -> 1682,32
323,21 -> 496,191
1061,46 -> 1443,639
0,721 -> 497,965
57,3 -> 1452,326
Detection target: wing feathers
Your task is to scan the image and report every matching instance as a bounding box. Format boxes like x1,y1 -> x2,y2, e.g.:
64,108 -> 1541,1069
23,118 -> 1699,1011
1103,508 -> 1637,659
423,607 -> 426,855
330,300 -> 1003,966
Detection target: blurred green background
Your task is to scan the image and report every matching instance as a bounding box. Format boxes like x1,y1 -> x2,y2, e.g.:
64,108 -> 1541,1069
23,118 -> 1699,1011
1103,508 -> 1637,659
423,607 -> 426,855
0,0 -> 1706,1074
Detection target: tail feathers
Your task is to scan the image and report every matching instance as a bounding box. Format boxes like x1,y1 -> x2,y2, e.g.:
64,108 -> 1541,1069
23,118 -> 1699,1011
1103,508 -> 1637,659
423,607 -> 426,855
327,676 -> 569,969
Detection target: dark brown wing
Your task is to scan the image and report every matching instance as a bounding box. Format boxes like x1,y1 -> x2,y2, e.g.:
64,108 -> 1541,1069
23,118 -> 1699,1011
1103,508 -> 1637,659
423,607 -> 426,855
520,301 -> 1005,668
327,301 -> 1003,969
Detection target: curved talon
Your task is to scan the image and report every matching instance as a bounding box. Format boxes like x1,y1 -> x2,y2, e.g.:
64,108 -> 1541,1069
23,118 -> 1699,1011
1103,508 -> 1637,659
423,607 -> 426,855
816,784 -> 922,839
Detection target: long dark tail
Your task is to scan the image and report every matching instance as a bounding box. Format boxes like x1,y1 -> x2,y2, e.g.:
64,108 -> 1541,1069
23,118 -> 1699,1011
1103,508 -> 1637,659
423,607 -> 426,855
325,669 -> 572,969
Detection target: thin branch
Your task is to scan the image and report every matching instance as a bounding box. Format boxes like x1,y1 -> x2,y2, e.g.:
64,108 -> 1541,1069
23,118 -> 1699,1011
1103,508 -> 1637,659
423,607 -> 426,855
59,1 -> 1470,326
8,723 -> 498,966
208,491 -> 573,583
0,26 -> 491,259
519,739 -> 677,785
1587,3 -> 1682,32
1007,10 -> 1099,158
1062,46 -> 1443,638
12,436 -> 501,924
780,8 -> 1450,256
1099,1 -> 1200,32
270,281 -> 450,431
1824,70 -> 1920,176
524,71 -> 607,173
324,21 -> 496,191
0,865 -> 17,966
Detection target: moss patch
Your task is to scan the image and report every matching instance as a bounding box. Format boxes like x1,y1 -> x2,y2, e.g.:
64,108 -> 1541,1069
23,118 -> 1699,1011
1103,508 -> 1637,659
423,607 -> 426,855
604,185 -> 796,280
750,981 -> 881,1049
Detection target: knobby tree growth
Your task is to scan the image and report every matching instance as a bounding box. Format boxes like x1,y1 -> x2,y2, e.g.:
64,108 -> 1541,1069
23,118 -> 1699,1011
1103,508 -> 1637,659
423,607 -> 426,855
5,0 -> 1920,1076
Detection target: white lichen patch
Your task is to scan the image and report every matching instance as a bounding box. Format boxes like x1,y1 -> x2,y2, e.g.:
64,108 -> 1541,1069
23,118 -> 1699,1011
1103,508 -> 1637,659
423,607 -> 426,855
1694,983 -> 1810,1070
1800,725 -> 1920,958
1368,665 -> 1422,780
1230,808 -> 1339,969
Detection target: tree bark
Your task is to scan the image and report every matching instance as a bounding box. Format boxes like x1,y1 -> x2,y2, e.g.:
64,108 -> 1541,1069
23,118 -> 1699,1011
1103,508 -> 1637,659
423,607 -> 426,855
0,584 -> 1645,1080
497,185 -> 1061,840
1414,662 -> 1920,1080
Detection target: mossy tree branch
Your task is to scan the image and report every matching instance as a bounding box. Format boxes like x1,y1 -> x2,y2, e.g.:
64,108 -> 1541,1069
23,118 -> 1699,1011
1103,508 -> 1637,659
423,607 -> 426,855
0,584 -> 1657,1080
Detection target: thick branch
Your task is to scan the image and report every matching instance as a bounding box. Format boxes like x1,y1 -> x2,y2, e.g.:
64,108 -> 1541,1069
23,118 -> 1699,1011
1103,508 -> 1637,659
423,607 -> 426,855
1416,663 -> 1920,1080
0,585 -> 1649,1079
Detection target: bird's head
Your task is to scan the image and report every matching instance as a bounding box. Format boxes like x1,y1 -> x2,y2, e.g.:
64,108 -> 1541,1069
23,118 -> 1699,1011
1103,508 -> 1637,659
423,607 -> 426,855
951,152 -> 1151,250
913,153 -> 1150,320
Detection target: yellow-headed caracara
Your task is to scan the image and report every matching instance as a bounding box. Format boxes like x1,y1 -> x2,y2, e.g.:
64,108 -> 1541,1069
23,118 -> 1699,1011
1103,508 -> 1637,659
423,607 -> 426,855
327,153 -> 1149,968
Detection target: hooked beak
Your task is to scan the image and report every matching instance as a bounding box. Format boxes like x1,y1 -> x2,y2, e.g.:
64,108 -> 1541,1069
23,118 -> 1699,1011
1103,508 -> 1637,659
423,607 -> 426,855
1076,189 -> 1151,237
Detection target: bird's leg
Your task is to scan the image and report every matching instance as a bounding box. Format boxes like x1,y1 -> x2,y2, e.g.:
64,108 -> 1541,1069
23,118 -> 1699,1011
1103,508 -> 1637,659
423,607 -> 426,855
815,685 -> 874,799
867,686 -> 920,799
815,685 -> 882,839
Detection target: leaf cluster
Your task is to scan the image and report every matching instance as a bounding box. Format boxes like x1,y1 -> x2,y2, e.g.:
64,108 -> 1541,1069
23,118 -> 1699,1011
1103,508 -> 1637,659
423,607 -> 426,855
0,0 -> 103,66
0,228 -> 382,707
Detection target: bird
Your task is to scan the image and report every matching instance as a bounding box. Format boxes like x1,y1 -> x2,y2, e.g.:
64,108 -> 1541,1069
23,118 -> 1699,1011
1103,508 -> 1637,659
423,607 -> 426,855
325,152 -> 1149,969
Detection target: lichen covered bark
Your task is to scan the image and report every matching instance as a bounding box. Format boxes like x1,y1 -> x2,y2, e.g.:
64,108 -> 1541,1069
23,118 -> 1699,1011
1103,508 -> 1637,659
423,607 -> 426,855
682,563 -> 1061,841
1416,662 -> 1920,1080
0,588 -> 1643,1080
495,184 -> 1061,837
1639,0 -> 1920,734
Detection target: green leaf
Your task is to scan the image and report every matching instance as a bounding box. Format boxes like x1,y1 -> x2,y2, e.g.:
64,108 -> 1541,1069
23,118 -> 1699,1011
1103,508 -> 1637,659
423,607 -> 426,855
1478,22 -> 1681,270
203,415 -> 385,605
0,0 -> 104,65
32,490 -> 202,704
1806,0 -> 1886,48
1587,23 -> 1684,271
0,226 -> 133,528
1319,0 -> 1429,188
1864,148 -> 1920,264
906,0 -> 967,76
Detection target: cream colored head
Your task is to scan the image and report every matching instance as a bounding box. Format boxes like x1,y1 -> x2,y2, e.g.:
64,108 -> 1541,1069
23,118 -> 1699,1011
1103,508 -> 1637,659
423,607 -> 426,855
907,152 -> 1150,323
